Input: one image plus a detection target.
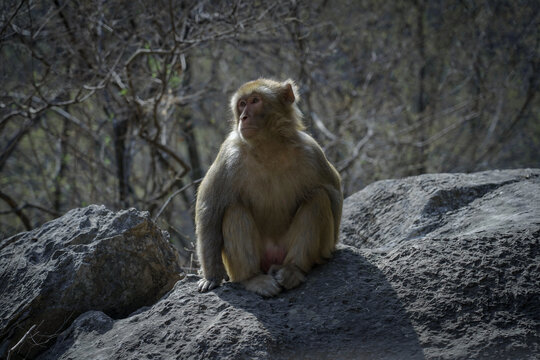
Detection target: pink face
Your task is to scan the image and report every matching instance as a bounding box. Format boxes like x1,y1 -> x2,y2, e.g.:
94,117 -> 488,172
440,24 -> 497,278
237,93 -> 264,139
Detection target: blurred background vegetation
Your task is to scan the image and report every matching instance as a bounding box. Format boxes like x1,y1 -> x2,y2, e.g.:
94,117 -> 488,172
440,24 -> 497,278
1,0 -> 538,264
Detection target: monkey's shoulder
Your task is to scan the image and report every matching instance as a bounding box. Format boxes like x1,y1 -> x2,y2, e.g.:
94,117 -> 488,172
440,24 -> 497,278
297,131 -> 325,155
297,131 -> 341,187
213,134 -> 244,169
297,132 -> 337,169
217,131 -> 334,182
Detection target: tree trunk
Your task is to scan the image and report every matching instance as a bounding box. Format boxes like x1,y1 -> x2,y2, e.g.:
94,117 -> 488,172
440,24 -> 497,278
113,118 -> 131,207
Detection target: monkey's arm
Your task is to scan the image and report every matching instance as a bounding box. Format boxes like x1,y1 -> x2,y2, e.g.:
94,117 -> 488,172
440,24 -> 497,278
273,135 -> 343,290
195,148 -> 234,292
305,134 -> 343,242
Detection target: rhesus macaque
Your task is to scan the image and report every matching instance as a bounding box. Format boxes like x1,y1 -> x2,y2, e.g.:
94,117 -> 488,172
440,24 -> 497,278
196,78 -> 342,297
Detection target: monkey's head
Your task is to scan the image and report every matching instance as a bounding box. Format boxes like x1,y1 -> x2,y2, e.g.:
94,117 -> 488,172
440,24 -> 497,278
230,78 -> 305,140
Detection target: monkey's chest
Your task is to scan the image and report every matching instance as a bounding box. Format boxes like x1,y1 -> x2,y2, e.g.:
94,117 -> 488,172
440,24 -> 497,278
238,161 -> 314,237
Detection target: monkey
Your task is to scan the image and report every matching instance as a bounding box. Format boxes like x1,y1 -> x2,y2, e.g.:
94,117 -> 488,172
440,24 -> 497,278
195,78 -> 343,297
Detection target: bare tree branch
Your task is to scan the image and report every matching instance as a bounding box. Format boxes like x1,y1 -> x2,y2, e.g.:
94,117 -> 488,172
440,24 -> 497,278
0,191 -> 32,230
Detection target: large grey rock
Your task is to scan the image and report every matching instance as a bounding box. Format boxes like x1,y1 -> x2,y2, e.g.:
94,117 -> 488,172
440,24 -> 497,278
38,249 -> 425,360
340,168 -> 539,250
0,205 -> 183,360
10,169 -> 540,359
340,168 -> 540,358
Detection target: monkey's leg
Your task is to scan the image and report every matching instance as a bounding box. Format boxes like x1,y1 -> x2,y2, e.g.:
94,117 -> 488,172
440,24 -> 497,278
222,204 -> 281,297
277,188 -> 335,290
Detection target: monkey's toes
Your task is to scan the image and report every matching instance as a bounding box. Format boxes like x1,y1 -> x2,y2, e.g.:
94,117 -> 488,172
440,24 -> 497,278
198,278 -> 220,292
243,274 -> 282,297
275,265 -> 306,290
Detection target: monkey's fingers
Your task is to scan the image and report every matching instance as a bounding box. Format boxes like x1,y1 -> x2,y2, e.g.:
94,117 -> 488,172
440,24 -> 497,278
197,278 -> 220,292
268,264 -> 285,277
274,264 -> 306,290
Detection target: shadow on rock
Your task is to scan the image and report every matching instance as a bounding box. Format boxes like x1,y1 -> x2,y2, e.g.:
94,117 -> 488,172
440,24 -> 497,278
39,246 -> 424,360
215,245 -> 425,360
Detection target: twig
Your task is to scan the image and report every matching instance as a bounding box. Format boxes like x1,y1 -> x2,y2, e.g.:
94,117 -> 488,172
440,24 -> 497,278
7,324 -> 36,360
0,0 -> 25,39
338,126 -> 374,173
311,111 -> 337,141
0,191 -> 32,230
153,178 -> 202,221
139,132 -> 191,178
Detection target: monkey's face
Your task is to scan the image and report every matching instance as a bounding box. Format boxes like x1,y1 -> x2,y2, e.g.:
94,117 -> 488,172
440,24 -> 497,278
237,93 -> 264,139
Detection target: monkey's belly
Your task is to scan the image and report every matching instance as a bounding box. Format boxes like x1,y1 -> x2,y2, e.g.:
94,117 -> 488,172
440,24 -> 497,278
260,243 -> 286,273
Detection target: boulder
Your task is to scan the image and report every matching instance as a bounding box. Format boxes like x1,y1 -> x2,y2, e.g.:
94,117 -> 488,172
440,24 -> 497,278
37,249 -> 425,360
340,168 -> 540,358
5,169 -> 540,359
0,205 -> 183,359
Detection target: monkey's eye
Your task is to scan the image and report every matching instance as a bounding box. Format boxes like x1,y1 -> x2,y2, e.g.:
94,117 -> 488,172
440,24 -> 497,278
251,97 -> 260,104
238,100 -> 247,109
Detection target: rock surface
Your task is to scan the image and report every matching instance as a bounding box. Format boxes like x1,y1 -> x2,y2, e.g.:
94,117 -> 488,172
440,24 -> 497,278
340,168 -> 540,358
38,249 -> 425,360
0,205 -> 183,360
3,169 -> 540,359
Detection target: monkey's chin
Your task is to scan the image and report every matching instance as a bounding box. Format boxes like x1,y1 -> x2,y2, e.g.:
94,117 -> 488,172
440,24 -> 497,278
240,127 -> 258,139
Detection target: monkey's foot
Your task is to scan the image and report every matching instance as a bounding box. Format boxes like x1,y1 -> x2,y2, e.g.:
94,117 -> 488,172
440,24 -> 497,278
269,264 -> 306,290
243,274 -> 281,297
198,278 -> 221,292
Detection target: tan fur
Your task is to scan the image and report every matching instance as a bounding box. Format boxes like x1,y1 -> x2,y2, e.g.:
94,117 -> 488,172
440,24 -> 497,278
196,78 -> 343,297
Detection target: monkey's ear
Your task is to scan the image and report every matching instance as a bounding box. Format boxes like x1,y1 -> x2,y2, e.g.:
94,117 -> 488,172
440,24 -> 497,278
283,83 -> 295,104
281,79 -> 300,105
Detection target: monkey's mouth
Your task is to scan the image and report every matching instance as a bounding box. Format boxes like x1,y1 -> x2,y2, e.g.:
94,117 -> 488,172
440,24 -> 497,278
241,127 -> 259,137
